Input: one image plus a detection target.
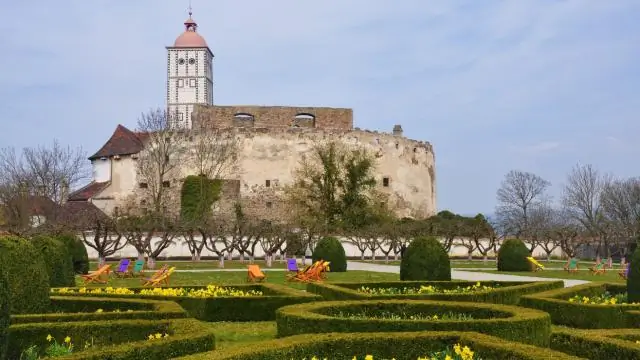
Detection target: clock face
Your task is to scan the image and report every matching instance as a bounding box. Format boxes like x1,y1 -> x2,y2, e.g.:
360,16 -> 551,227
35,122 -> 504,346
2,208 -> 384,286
178,58 -> 185,65
189,58 -> 196,65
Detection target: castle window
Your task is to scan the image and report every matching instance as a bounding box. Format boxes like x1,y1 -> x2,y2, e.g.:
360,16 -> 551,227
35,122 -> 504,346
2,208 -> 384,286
189,58 -> 195,65
265,179 -> 271,187
395,143 -> 399,149
189,78 -> 196,87
233,113 -> 255,128
382,177 -> 390,187
177,79 -> 184,88
266,201 -> 273,208
292,113 -> 315,128
178,58 -> 185,65
162,180 -> 171,188
139,182 -> 148,189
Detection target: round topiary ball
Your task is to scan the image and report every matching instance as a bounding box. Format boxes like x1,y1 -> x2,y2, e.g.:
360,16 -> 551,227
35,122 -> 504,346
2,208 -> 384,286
627,247 -> 640,303
31,235 -> 76,287
497,239 -> 530,272
312,236 -> 347,272
0,265 -> 9,360
55,233 -> 89,275
0,236 -> 50,314
400,236 -> 451,281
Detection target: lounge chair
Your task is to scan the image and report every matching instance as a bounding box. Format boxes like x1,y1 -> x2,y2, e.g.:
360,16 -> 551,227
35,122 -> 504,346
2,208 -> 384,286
130,259 -> 145,277
143,267 -> 175,287
247,264 -> 266,282
564,258 -> 578,273
619,263 -> 630,279
81,264 -> 112,284
286,258 -> 299,273
140,264 -> 169,284
527,256 -> 544,272
113,259 -> 131,278
288,261 -> 323,282
590,262 -> 606,275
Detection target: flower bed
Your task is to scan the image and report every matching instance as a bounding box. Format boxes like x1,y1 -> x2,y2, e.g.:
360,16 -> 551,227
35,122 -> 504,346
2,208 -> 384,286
49,283 -> 320,322
551,327 -> 640,359
307,280 -> 563,305
52,284 -> 264,297
519,283 -> 640,328
275,300 -> 551,346
8,318 -> 214,360
173,331 -> 582,360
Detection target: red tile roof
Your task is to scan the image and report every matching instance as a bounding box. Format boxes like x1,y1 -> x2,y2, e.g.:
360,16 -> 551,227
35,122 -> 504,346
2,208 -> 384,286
68,181 -> 109,201
89,124 -> 146,160
59,201 -> 109,228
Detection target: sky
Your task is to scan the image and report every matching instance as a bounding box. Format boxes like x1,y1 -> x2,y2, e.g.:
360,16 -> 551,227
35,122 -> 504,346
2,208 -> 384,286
0,0 -> 639,216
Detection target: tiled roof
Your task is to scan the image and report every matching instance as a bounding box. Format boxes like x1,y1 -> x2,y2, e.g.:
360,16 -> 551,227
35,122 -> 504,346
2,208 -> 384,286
29,195 -> 61,216
60,201 -> 109,227
88,124 -> 145,160
68,181 -> 109,201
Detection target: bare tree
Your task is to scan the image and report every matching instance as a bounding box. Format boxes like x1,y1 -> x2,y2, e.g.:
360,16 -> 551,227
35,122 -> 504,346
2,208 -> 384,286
495,170 -> 550,240
601,177 -> 640,246
465,214 -> 494,263
529,204 -> 559,260
190,122 -> 240,178
136,108 -> 187,213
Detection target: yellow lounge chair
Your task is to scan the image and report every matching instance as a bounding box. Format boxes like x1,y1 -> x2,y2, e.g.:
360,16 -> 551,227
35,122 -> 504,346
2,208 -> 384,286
81,264 -> 112,284
140,264 -> 169,284
143,267 -> 175,287
527,257 -> 544,272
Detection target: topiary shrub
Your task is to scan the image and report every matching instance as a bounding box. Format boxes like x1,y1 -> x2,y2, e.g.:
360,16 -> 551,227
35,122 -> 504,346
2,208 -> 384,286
55,233 -> 89,274
628,248 -> 640,303
400,236 -> 451,281
0,264 -> 9,360
497,239 -> 530,272
31,235 -> 76,287
0,236 -> 50,314
312,237 -> 347,272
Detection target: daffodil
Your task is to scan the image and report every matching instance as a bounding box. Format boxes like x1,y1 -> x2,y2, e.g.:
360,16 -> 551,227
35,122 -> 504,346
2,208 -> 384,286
46,334 -> 53,342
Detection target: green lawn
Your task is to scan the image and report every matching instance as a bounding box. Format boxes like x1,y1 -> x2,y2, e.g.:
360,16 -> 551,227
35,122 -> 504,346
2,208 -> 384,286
74,270 -> 400,290
89,259 -> 281,271
468,269 -> 625,283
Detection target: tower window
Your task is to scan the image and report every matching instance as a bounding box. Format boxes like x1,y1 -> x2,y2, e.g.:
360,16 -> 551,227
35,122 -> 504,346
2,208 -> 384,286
266,202 -> 273,208
139,182 -> 148,189
177,79 -> 184,88
189,58 -> 195,64
382,177 -> 390,187
162,180 -> 171,188
189,79 -> 196,87
178,58 -> 185,65
265,180 -> 271,187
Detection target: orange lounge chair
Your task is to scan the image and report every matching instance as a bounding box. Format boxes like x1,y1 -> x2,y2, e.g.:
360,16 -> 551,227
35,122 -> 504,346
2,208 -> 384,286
81,264 -> 112,284
590,262 -> 605,275
288,261 -> 323,282
143,267 -> 175,287
140,264 -> 169,284
247,264 -> 266,282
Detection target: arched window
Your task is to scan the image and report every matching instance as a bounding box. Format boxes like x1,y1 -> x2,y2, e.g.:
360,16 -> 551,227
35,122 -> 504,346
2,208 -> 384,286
233,113 -> 255,127
292,113 -> 316,128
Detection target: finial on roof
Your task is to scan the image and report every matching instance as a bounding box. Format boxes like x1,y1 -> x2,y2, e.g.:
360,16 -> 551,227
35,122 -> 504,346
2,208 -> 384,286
188,0 -> 193,17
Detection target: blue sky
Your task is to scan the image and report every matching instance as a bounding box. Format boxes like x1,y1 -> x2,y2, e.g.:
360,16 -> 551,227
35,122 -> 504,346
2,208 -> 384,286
1,0 -> 639,215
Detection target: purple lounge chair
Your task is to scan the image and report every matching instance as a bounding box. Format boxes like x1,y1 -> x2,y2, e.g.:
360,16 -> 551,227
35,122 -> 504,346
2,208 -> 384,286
286,258 -> 299,272
114,259 -> 131,277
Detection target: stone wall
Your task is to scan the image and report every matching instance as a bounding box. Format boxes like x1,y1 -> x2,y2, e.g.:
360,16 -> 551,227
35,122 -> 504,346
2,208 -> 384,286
192,105 -> 353,130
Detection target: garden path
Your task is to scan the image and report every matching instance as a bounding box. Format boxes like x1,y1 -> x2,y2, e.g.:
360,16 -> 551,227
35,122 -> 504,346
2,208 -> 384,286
345,261 -> 589,288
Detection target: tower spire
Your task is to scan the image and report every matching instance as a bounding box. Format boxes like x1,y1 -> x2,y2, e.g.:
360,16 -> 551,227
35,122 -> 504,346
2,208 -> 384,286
184,0 -> 197,31
188,0 -> 192,18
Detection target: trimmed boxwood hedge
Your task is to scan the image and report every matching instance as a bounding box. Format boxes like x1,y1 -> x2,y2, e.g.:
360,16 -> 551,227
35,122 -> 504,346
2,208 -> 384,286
275,299 -> 551,346
551,327 -> 640,359
0,236 -> 50,314
11,296 -> 187,325
8,318 -> 214,360
31,235 -> 76,287
55,233 -> 90,275
400,236 -> 451,281
174,331 -> 584,360
519,282 -> 640,328
312,236 -> 347,272
306,280 -> 563,305
0,266 -> 9,360
50,283 -> 320,322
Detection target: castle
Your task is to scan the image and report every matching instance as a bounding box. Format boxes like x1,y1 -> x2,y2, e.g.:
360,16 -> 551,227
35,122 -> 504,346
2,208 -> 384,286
68,11 -> 437,221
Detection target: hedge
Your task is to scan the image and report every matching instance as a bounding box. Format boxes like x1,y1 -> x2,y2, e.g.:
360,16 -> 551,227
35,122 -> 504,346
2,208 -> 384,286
175,331 -> 584,360
55,233 -> 90,275
400,236 -> 451,281
519,282 -> 640,328
50,283 -> 320,321
551,327 -> 640,359
31,235 -> 76,287
0,236 -> 50,314
11,296 -> 186,325
8,318 -> 214,360
275,299 -> 551,346
306,280 -> 563,305
0,266 -> 8,360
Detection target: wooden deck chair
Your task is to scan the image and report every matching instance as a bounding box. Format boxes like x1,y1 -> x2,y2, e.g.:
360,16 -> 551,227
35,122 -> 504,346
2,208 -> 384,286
81,264 -> 112,284
247,264 -> 266,282
590,261 -> 606,275
619,262 -> 630,279
130,259 -> 145,277
527,256 -> 544,272
287,261 -> 320,282
140,264 -> 168,284
143,267 -> 175,287
113,259 -> 131,278
316,261 -> 331,280
564,258 -> 578,273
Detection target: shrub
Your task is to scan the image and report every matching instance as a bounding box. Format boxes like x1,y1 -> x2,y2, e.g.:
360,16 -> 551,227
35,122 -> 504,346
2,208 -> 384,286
0,266 -> 9,360
173,331 -> 581,360
497,239 -> 530,272
0,236 -> 50,314
55,233 -> 89,275
31,235 -> 76,287
312,236 -> 347,272
180,175 -> 221,224
551,327 -> 640,359
400,236 -> 451,281
628,247 -> 640,303
275,299 -> 551,346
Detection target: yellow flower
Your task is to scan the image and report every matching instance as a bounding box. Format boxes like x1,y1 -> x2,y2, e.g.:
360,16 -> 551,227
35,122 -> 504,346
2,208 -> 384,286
95,308 -> 103,313
365,356 -> 373,360
64,336 -> 71,343
155,333 -> 163,339
445,356 -> 452,360
46,334 -> 53,342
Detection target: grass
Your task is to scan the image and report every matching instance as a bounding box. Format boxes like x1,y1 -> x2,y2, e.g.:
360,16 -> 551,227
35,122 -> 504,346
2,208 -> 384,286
89,259 -> 277,270
74,270 -> 400,290
469,269 -> 625,283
